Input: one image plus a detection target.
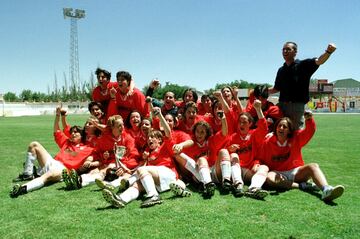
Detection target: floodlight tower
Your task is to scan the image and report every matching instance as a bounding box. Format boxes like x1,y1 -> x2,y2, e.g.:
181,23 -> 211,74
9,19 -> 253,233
63,8 -> 85,93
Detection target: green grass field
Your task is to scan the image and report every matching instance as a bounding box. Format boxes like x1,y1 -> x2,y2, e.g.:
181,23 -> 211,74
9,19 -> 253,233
1,114 -> 360,239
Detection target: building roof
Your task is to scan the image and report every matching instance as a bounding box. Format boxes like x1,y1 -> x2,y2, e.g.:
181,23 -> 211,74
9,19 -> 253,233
332,78 -> 360,88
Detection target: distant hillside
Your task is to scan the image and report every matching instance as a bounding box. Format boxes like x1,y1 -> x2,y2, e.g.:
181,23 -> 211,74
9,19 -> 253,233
332,78 -> 360,88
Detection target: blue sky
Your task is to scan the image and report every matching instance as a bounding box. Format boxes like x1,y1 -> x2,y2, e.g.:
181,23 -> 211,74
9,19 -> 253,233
1,0 -> 359,95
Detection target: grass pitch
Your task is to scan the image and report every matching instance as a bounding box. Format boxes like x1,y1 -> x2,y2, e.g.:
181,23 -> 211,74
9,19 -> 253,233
0,114 -> 359,238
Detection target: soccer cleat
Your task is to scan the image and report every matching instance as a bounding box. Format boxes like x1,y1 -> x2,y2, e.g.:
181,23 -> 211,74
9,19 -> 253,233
102,189 -> 126,208
10,184 -> 27,198
62,169 -> 75,190
233,183 -> 244,197
202,182 -> 216,199
140,194 -> 163,208
322,185 -> 345,202
245,187 -> 268,200
12,173 -> 34,182
119,178 -> 130,192
170,182 -> 192,197
299,181 -> 320,192
222,178 -> 232,192
95,179 -> 116,192
69,169 -> 82,189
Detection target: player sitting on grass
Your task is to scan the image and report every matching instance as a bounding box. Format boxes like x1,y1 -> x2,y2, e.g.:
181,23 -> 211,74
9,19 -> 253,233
101,108 -> 179,208
261,111 -> 345,202
10,106 -> 95,198
62,114 -> 141,191
225,99 -> 269,200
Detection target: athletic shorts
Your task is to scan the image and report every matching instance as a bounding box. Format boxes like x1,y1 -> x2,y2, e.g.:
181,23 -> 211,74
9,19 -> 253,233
141,166 -> 176,192
273,167 -> 300,182
37,153 -> 66,176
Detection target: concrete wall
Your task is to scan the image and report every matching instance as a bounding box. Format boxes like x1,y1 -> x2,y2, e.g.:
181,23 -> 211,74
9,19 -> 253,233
0,102 -> 89,117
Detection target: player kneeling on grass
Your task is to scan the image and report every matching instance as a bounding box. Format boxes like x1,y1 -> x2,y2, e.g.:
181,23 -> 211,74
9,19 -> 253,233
10,107 -> 95,198
102,109 -> 179,208
261,111 -> 345,202
225,99 -> 269,200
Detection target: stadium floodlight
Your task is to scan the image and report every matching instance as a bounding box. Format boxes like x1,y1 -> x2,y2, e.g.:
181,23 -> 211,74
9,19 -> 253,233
63,8 -> 86,19
63,8 -> 73,19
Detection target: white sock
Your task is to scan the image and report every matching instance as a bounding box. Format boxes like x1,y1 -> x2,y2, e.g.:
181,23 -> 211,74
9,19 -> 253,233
119,187 -> 140,204
109,177 -> 122,187
199,166 -> 211,184
231,163 -> 243,185
180,153 -> 199,178
249,172 -> 267,189
128,174 -> 139,186
24,152 -> 36,175
140,173 -> 158,197
25,177 -> 44,192
220,160 -> 231,181
81,174 -> 96,187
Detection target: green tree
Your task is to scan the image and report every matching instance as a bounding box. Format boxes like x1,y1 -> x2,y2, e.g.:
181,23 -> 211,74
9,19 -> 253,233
19,89 -> 33,102
143,82 -> 191,100
3,92 -> 19,102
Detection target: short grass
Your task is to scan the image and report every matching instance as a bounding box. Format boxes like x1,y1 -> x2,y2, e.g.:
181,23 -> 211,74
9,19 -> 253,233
0,114 -> 359,239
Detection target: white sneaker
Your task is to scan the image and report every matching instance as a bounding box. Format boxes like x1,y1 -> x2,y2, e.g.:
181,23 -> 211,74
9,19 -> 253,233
322,185 -> 345,202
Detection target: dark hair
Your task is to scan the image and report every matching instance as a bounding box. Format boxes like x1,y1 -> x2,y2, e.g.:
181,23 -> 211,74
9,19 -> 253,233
88,101 -> 104,113
183,101 -> 198,119
69,125 -> 85,143
164,112 -> 178,125
182,88 -> 198,103
192,121 -> 212,141
95,68 -> 111,80
116,71 -> 132,85
212,100 -> 221,114
238,112 -> 254,125
147,129 -> 164,144
125,110 -> 142,129
273,117 -> 295,139
254,85 -> 269,99
200,94 -> 212,103
285,41 -> 298,51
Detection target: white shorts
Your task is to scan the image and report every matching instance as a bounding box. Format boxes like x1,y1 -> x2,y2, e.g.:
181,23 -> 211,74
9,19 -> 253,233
273,167 -> 300,182
141,166 -> 176,192
37,154 -> 66,176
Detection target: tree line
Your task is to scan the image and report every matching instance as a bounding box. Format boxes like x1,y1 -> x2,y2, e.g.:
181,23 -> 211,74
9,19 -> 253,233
3,73 -> 269,102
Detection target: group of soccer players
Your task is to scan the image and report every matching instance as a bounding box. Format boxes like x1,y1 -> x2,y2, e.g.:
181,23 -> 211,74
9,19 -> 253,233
10,68 -> 344,207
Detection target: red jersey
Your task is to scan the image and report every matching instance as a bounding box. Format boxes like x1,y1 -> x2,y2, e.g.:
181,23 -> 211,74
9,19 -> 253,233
92,82 -> 118,104
95,130 -> 140,169
107,88 -> 149,120
203,111 -> 236,135
182,131 -> 228,167
245,94 -> 283,127
53,130 -> 95,170
260,118 -> 316,171
176,115 -> 204,135
226,118 -> 268,169
144,138 -> 179,178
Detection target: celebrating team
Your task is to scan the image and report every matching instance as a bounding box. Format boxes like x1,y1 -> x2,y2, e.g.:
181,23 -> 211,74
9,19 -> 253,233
10,41 -> 345,207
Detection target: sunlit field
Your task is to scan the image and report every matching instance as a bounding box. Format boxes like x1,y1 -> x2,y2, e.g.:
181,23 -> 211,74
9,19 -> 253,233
1,114 -> 359,238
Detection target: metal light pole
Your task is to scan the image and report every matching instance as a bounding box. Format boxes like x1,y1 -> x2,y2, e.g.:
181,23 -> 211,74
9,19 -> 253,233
63,8 -> 85,96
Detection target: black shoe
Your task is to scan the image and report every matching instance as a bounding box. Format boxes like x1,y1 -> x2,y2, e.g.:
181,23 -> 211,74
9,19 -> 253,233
202,182 -> 216,199
140,194 -> 163,208
222,178 -> 232,192
233,183 -> 244,197
12,173 -> 34,182
10,184 -> 27,198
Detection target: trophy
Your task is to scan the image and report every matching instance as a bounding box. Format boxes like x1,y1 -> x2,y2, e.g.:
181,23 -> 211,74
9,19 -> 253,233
105,143 -> 126,181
